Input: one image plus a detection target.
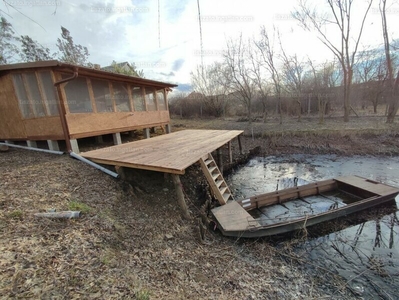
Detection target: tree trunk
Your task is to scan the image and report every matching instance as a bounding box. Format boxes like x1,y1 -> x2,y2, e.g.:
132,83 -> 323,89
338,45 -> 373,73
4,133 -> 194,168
297,100 -> 302,122
248,100 -> 252,124
343,69 -> 351,122
386,71 -> 399,123
318,98 -> 322,124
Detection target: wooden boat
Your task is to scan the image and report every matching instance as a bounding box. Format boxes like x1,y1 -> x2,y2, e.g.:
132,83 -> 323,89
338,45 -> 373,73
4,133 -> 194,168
211,176 -> 399,238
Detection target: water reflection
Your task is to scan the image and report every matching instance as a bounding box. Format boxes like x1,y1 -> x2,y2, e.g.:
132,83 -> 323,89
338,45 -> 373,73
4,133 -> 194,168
227,155 -> 399,298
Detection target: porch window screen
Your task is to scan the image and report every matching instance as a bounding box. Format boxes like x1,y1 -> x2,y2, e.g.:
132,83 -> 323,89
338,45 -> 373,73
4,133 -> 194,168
39,71 -> 59,116
157,90 -> 167,110
12,73 -> 33,118
62,75 -> 93,113
112,82 -> 131,112
91,79 -> 113,112
131,86 -> 145,111
12,71 -> 58,118
24,72 -> 46,117
144,87 -> 157,111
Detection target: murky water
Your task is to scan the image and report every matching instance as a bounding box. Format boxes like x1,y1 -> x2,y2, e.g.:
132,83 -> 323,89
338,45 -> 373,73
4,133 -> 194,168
227,155 -> 399,299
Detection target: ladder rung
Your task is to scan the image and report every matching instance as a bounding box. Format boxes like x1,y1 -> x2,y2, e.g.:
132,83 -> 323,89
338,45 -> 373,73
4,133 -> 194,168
219,186 -> 228,195
208,166 -> 218,173
223,193 -> 231,201
204,159 -> 213,166
215,180 -> 224,188
212,173 -> 221,180
200,153 -> 233,205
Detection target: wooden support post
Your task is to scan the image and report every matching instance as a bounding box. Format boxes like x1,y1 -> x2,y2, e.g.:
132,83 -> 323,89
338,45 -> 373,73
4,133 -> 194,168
171,174 -> 190,219
217,148 -> 223,174
116,166 -> 126,180
95,135 -> 104,144
27,140 -> 37,148
150,127 -> 156,134
166,124 -> 172,134
47,140 -> 60,151
228,141 -> 233,164
164,172 -> 170,181
144,128 -> 150,139
70,139 -> 80,153
237,135 -> 243,155
113,133 -> 122,145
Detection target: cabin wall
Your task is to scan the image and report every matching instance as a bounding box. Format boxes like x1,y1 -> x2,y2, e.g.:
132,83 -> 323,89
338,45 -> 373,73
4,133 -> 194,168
0,74 -> 27,139
54,71 -> 171,139
24,117 -> 64,140
0,70 -> 64,141
66,111 -> 170,139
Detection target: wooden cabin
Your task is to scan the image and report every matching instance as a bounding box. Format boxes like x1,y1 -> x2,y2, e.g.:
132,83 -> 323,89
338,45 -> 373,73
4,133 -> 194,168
0,60 -> 177,152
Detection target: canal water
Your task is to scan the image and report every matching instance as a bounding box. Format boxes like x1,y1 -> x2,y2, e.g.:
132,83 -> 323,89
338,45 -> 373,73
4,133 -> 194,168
227,155 -> 399,299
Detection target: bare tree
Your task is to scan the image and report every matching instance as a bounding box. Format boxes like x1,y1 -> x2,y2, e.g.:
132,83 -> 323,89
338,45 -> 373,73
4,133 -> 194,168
255,27 -> 284,124
380,0 -> 399,123
248,43 -> 270,122
191,62 -> 230,117
354,48 -> 388,113
223,35 -> 256,123
293,0 -> 373,122
307,59 -> 340,123
280,51 -> 306,121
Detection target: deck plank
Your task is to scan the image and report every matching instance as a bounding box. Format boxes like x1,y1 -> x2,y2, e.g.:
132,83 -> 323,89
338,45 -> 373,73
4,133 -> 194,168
81,129 -> 243,174
336,176 -> 399,196
212,201 -> 260,231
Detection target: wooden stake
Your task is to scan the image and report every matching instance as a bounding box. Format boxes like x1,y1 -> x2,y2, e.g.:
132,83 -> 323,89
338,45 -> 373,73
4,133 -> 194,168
171,174 -> 190,219
217,148 -> 223,174
228,141 -> 233,163
237,135 -> 243,155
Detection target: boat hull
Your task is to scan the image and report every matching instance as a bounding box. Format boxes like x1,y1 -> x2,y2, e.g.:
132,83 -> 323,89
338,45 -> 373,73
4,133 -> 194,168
211,176 -> 399,238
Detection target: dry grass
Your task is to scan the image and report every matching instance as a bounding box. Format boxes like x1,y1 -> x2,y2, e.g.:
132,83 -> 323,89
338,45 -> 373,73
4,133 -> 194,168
172,114 -> 399,137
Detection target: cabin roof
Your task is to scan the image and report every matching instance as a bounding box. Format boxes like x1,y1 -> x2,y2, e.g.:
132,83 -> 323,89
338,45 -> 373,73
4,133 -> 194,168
0,60 -> 177,89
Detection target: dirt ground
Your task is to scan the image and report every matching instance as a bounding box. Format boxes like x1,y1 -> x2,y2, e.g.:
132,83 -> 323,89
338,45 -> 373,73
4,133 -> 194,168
1,115 -> 398,299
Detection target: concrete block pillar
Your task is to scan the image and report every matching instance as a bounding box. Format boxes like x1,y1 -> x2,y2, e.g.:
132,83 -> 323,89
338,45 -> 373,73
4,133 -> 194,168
113,133 -> 122,145
47,140 -> 60,151
144,128 -> 150,139
70,139 -> 80,153
166,124 -> 172,134
95,135 -> 104,144
27,140 -> 37,148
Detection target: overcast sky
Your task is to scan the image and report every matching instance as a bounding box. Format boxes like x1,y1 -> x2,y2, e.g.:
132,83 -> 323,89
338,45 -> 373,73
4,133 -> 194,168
2,0 -> 399,93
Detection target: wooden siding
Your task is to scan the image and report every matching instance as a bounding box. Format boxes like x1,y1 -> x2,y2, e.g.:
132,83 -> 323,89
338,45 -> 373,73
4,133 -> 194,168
0,74 -> 26,139
66,110 -> 170,139
24,116 -> 64,140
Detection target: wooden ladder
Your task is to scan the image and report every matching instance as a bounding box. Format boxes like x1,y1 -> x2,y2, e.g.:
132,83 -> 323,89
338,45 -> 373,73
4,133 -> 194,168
199,153 -> 233,205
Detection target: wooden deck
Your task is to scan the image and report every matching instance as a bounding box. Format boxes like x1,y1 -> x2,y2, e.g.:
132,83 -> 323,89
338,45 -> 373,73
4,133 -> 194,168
81,129 -> 243,174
